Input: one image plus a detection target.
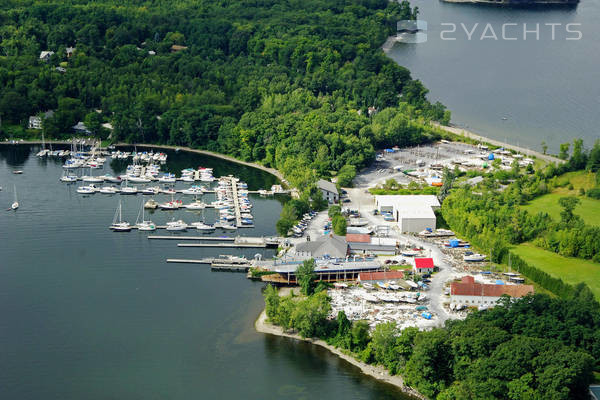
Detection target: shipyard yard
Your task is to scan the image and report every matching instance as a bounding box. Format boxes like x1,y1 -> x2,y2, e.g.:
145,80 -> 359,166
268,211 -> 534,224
14,140 -> 535,336
116,139 -> 535,333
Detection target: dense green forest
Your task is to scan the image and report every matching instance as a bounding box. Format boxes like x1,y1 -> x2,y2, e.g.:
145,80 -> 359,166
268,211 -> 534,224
264,278 -> 599,400
0,0 -> 449,186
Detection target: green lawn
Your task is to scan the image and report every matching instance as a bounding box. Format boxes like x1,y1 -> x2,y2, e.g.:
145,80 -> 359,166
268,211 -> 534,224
522,193 -> 600,227
512,243 -> 600,298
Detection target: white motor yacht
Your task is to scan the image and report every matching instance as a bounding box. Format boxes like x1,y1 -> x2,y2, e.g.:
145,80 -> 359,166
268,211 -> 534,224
99,186 -> 119,194
185,201 -> 206,210
181,186 -> 203,195
166,219 -> 188,231
77,184 -> 98,194
141,186 -> 160,195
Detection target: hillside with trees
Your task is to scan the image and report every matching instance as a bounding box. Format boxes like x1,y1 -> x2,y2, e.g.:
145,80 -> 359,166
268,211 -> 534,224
264,280 -> 599,399
0,0 -> 449,187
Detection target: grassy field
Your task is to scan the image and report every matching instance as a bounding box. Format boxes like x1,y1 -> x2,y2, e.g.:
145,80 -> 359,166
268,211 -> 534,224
553,170 -> 598,192
522,193 -> 600,227
512,243 -> 600,298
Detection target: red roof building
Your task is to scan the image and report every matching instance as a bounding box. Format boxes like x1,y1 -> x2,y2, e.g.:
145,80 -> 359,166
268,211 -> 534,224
413,257 -> 434,274
450,276 -> 534,308
358,271 -> 404,282
345,234 -> 371,243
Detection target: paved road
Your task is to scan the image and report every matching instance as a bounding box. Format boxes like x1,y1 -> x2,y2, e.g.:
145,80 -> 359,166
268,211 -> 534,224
345,187 -> 451,327
431,122 -> 564,164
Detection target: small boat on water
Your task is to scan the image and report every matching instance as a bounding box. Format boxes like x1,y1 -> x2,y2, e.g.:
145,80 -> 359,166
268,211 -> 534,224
141,186 -> 160,195
99,185 -> 119,194
120,181 -> 138,195
215,221 -> 237,230
11,185 -> 19,210
185,200 -> 206,210
166,219 -> 188,231
60,172 -> 78,182
182,186 -> 203,195
127,176 -> 151,183
144,199 -> 159,209
135,200 -> 156,231
102,174 -> 121,183
13,170 -> 23,174
77,184 -> 98,194
191,222 -> 215,232
110,200 -> 131,232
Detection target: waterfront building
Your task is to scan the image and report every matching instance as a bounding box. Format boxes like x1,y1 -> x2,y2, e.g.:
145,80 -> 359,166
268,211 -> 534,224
295,234 -> 348,259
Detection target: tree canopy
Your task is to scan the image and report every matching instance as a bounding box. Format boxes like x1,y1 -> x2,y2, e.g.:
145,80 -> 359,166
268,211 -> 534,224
0,0 -> 447,186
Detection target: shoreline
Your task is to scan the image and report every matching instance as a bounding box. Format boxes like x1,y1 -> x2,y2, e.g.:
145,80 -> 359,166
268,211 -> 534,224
431,122 -> 563,164
254,309 -> 426,400
1,140 -> 286,183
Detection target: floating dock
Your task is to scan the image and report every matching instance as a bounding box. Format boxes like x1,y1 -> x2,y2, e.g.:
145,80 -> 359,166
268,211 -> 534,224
166,258 -> 251,272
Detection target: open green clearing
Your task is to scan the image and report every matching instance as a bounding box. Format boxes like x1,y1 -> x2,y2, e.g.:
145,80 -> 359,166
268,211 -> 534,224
522,193 -> 600,227
512,243 -> 600,298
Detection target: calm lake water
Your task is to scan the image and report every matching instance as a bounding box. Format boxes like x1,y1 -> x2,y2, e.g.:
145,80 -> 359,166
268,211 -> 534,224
388,0 -> 600,153
0,145 -> 412,400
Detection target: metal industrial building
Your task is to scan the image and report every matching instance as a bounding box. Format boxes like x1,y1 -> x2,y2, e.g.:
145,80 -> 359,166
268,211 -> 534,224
374,195 -> 440,233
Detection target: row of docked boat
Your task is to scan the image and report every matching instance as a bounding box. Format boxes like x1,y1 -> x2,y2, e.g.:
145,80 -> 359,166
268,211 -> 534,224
213,177 -> 253,228
110,150 -> 167,163
36,149 -> 72,157
108,199 -> 238,232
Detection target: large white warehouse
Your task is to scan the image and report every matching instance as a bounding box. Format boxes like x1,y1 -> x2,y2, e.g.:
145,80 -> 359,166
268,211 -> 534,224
374,195 -> 440,233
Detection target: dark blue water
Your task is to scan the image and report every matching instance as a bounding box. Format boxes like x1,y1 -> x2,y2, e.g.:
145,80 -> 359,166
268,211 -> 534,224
388,0 -> 600,153
0,145 -> 411,400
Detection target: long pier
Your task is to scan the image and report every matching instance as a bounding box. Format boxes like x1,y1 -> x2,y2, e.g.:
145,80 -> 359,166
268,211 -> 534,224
229,177 -> 243,227
177,242 -> 266,248
148,235 -> 235,240
149,234 -> 280,247
166,258 -> 251,272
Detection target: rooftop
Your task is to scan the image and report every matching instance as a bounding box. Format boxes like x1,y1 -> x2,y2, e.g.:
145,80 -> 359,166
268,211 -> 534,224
359,271 -> 404,281
273,259 -> 381,274
346,233 -> 371,243
414,258 -> 434,269
451,276 -> 534,298
375,194 -> 440,208
296,234 -> 347,258
317,179 -> 338,194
